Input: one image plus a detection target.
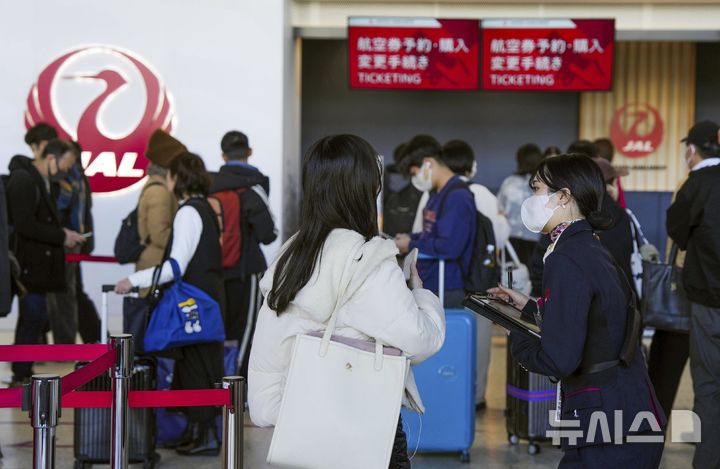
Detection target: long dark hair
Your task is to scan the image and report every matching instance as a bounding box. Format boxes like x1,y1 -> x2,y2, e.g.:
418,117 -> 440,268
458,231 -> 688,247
267,135 -> 382,313
533,153 -> 612,230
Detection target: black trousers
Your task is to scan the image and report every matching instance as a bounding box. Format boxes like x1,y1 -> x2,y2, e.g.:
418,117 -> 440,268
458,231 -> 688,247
689,302 -> 720,469
389,416 -> 411,469
223,275 -> 261,379
12,293 -> 47,380
172,341 -> 224,426
647,329 -> 689,418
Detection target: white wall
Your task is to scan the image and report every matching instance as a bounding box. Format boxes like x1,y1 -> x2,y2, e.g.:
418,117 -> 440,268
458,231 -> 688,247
0,0 -> 292,334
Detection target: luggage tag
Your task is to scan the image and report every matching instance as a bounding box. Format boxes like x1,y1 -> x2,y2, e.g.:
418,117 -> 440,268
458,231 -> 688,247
555,381 -> 562,423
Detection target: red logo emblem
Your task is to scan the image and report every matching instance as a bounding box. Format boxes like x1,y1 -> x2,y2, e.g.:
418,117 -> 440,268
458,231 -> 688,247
609,103 -> 664,158
24,45 -> 175,194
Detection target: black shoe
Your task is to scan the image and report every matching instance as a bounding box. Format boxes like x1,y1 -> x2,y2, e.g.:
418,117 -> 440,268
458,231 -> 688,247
176,425 -> 220,457
163,422 -> 198,449
9,377 -> 30,388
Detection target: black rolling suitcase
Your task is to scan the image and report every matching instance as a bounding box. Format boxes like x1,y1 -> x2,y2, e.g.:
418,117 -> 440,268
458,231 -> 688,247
505,353 -> 555,455
73,287 -> 159,469
73,358 -> 159,469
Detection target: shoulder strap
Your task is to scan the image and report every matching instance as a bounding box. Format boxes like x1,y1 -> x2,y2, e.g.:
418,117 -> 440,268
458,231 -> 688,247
581,257 -> 640,375
318,241 -> 363,356
438,180 -> 470,215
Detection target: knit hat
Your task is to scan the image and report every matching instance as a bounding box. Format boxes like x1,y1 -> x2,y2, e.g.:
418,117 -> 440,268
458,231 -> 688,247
145,129 -> 187,167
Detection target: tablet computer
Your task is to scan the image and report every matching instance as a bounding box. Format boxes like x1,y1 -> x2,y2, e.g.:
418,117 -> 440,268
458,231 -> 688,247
463,294 -> 541,339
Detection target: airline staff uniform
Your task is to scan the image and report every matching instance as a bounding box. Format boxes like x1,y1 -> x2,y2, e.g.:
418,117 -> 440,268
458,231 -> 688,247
509,220 -> 666,468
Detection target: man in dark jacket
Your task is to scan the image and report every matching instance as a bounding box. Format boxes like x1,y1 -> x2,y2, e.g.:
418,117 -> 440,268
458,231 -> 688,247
209,131 -> 277,378
667,121 -> 720,469
383,135 -> 441,237
7,137 -> 86,384
46,141 -> 95,344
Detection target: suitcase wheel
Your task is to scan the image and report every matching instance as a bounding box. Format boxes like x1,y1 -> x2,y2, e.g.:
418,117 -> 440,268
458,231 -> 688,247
508,433 -> 520,446
460,451 -> 470,463
527,442 -> 541,455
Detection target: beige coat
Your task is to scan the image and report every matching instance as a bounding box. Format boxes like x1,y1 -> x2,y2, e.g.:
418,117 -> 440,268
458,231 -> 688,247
136,176 -> 178,274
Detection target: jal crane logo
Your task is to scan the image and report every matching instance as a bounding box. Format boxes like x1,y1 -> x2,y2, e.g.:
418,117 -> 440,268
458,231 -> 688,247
24,45 -> 176,194
610,103 -> 665,158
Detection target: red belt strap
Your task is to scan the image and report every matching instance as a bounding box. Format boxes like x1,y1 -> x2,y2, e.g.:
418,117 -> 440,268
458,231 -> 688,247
0,344 -> 108,362
65,254 -> 117,263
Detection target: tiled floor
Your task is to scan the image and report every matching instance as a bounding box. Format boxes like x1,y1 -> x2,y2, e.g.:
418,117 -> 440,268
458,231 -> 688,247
0,333 -> 695,468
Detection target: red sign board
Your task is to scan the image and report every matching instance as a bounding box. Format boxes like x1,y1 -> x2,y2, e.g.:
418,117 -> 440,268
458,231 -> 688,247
481,19 -> 615,91
348,17 -> 480,90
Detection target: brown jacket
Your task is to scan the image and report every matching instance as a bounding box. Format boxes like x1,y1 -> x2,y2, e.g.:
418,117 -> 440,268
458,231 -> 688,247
136,176 -> 178,273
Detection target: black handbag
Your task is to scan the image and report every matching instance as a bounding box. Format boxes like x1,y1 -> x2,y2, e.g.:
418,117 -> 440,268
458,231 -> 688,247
640,244 -> 690,333
122,265 -> 163,354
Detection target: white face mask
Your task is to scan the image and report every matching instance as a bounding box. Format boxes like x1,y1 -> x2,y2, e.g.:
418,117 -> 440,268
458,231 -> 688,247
520,192 -> 560,233
411,162 -> 433,192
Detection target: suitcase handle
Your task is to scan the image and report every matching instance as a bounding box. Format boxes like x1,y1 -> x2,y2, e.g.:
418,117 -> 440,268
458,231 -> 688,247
102,285 -> 139,293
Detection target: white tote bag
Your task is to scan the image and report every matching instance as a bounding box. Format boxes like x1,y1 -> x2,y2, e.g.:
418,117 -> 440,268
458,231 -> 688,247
267,306 -> 409,469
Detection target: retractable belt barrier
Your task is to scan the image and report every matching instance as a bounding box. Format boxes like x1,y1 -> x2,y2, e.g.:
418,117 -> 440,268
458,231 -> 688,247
65,253 -> 118,263
0,337 -> 244,469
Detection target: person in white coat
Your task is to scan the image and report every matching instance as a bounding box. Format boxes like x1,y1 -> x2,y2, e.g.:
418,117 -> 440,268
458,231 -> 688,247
248,135 -> 446,468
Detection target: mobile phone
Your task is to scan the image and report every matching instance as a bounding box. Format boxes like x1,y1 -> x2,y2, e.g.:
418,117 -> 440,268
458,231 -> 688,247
82,232 -> 93,238
403,248 -> 419,281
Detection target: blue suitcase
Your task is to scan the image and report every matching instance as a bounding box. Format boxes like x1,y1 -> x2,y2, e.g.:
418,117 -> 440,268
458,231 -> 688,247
401,309 -> 477,463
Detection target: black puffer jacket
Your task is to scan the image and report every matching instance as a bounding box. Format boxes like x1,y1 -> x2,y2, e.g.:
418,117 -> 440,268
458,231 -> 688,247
209,163 -> 277,279
6,155 -> 66,292
667,164 -> 720,308
384,182 -> 423,237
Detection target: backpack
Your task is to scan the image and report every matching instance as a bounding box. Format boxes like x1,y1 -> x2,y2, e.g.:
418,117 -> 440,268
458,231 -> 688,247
208,188 -> 249,269
113,182 -> 162,264
440,182 -> 500,294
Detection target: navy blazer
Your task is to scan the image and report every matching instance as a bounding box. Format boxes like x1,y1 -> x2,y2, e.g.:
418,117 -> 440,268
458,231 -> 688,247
509,220 -> 665,450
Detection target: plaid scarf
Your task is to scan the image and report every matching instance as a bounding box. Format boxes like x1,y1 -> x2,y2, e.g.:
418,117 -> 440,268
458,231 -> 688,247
56,164 -> 86,232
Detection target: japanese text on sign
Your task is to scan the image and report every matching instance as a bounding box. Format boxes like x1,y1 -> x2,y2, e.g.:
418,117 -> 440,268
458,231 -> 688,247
349,18 -> 479,90
481,19 -> 615,91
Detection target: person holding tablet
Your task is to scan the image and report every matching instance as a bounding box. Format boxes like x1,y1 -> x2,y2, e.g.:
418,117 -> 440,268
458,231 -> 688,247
489,154 -> 665,468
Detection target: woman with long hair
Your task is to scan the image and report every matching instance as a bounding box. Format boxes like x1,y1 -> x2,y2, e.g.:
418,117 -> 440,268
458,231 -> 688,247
490,154 -> 665,468
115,151 -> 224,456
249,135 -> 446,467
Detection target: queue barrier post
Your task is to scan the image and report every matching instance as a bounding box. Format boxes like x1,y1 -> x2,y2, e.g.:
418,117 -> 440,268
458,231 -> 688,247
222,376 -> 245,469
110,334 -> 133,469
31,374 -> 60,469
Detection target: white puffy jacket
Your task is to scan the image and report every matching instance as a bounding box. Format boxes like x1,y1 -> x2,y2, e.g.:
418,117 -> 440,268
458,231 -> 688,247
248,228 -> 446,427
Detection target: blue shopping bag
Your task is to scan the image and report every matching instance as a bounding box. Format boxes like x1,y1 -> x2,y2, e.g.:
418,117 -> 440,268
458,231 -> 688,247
144,258 -> 225,353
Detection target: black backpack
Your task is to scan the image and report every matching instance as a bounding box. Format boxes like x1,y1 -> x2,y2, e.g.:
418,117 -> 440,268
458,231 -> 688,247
114,182 -> 161,264
440,182 -> 500,294
383,183 -> 424,237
